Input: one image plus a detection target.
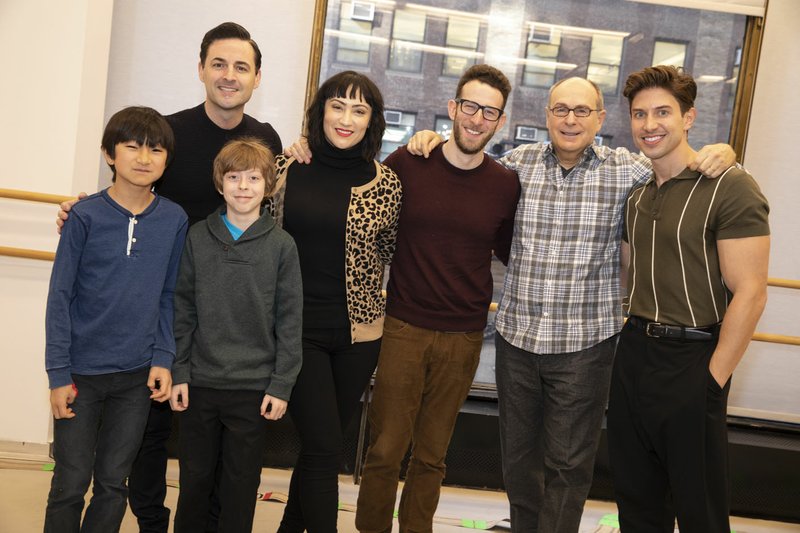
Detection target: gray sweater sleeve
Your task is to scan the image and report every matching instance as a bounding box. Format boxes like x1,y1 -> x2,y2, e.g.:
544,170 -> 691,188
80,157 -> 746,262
265,236 -> 303,401
171,236 -> 197,386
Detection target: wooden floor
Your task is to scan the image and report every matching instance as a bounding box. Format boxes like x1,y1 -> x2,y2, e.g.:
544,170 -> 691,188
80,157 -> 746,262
1,456 -> 797,532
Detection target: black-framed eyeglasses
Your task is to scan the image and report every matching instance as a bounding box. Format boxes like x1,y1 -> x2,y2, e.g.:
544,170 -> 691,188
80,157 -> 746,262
548,105 -> 601,118
454,98 -> 504,122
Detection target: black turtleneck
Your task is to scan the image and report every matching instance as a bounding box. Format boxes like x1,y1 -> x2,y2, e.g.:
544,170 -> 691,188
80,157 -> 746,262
154,104 -> 282,226
282,141 -> 376,328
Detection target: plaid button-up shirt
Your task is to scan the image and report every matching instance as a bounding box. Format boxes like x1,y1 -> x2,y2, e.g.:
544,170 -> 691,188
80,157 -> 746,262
495,142 -> 652,354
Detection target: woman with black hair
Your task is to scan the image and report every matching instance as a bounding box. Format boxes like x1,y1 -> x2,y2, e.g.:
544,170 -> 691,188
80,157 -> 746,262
272,71 -> 402,532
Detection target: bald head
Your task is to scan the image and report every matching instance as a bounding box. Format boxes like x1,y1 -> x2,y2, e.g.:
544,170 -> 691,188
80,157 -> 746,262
548,77 -> 604,110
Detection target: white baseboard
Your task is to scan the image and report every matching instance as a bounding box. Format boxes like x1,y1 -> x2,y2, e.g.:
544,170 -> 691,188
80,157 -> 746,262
0,440 -> 52,462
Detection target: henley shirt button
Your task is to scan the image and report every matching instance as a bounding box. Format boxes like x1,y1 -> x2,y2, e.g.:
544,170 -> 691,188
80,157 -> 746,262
543,312 -> 550,317
131,238 -> 137,242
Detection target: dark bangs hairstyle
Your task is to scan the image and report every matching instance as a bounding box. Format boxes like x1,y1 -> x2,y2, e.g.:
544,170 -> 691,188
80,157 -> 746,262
200,22 -> 262,71
213,137 -> 276,197
623,65 -> 697,114
305,71 -> 385,161
101,106 -> 175,181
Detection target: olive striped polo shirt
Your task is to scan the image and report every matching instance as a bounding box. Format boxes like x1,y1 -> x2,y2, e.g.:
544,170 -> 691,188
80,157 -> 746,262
623,166 -> 769,327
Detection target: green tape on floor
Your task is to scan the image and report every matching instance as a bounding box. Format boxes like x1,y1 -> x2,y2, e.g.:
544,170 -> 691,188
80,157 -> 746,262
42,463 -> 55,471
598,513 -> 619,527
460,519 -> 489,529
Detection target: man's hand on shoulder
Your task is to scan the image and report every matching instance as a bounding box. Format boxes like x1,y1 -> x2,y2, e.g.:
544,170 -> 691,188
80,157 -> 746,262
284,137 -> 312,164
56,192 -> 88,235
690,144 -> 736,178
407,130 -> 443,158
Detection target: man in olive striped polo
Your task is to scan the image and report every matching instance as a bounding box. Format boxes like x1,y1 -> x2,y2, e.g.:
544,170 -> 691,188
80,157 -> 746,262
608,65 -> 770,533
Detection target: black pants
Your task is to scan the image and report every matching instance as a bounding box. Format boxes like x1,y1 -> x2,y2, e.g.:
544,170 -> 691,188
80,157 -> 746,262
278,327 -> 381,533
607,322 -> 731,533
174,387 -> 269,533
128,400 -> 173,533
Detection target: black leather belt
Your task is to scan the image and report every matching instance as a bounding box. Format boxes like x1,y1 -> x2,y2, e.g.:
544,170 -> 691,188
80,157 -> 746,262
627,316 -> 719,340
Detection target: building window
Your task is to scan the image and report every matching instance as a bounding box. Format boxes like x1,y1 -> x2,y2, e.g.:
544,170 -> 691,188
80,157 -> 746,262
587,35 -> 624,94
389,9 -> 426,72
523,24 -> 561,87
515,125 -> 549,143
335,1 -> 373,65
434,116 -> 453,140
381,110 -> 417,160
652,39 -> 687,68
442,17 -> 481,77
594,134 -> 613,146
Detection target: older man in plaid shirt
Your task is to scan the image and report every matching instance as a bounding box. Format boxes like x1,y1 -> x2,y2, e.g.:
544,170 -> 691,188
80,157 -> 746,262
492,77 -> 736,533
410,74 -> 736,532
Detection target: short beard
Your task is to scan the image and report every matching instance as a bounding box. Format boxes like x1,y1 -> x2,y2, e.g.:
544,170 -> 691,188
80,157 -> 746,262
453,125 -> 492,155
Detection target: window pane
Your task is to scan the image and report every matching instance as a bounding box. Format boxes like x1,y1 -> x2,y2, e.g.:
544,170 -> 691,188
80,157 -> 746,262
443,54 -> 474,77
523,36 -> 561,87
390,9 -> 426,72
393,10 -> 425,42
446,18 -> 480,48
336,2 -> 372,64
435,116 -> 453,140
653,40 -> 687,68
389,41 -> 423,71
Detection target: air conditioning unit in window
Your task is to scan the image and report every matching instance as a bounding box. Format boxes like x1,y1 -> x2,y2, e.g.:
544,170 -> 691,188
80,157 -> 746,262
350,1 -> 376,22
384,110 -> 403,125
516,126 -> 545,142
528,24 -> 554,44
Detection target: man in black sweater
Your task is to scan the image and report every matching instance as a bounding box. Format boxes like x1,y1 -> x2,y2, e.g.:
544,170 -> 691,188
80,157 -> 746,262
59,22 -> 282,533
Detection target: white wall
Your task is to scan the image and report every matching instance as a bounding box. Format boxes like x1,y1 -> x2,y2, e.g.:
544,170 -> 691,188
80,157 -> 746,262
0,0 -> 114,444
0,0 -> 315,445
731,0 -> 800,422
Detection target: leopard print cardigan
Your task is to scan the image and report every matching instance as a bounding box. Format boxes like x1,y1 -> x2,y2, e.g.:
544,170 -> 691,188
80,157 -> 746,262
267,155 -> 402,342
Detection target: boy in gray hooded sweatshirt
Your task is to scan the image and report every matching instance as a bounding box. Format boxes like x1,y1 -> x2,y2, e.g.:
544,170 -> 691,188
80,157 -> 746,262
170,138 -> 302,532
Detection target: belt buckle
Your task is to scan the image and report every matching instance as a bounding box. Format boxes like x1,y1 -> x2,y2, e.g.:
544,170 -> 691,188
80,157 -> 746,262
645,322 -> 662,337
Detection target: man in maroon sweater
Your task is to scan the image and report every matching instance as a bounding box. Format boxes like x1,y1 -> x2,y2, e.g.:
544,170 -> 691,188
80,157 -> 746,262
286,64 -> 519,531
355,65 -> 520,532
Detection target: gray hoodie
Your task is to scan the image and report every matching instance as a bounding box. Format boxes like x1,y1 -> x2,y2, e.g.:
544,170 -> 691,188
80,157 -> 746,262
172,206 -> 302,401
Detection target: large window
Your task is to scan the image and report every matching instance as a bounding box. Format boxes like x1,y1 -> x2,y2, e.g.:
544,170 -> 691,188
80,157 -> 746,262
523,25 -> 561,87
442,17 -> 481,77
389,9 -> 427,72
652,39 -> 687,68
315,0 -> 754,390
587,34 -> 624,94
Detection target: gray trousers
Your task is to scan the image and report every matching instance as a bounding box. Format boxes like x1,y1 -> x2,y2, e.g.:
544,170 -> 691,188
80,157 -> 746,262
495,334 -> 616,533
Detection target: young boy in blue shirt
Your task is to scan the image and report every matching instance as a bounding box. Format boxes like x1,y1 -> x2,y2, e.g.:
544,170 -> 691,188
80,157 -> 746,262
44,106 -> 188,533
169,138 -> 302,532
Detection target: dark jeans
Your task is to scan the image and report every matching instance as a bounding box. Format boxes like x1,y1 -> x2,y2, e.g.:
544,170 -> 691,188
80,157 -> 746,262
174,387 -> 269,533
355,315 -> 482,533
495,334 -> 616,533
128,400 -> 172,533
278,327 -> 380,533
44,369 -> 152,533
608,322 -> 731,533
